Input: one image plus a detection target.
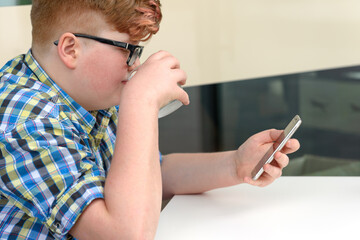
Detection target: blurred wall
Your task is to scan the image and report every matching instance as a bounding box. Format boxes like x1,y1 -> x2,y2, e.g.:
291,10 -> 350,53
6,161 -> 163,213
0,5 -> 32,64
1,1 -> 360,86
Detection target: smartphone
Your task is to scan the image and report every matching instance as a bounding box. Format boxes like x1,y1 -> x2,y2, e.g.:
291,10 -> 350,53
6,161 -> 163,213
251,115 -> 302,180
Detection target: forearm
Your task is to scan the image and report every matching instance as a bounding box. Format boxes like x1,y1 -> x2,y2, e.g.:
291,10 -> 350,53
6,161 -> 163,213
161,151 -> 241,199
71,96 -> 162,240
105,97 -> 162,237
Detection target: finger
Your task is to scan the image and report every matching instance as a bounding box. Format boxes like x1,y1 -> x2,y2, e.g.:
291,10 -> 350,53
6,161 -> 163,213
268,129 -> 283,142
172,68 -> 187,86
246,153 -> 288,187
147,51 -> 181,70
281,139 -> 300,154
263,163 -> 282,179
156,51 -> 181,69
150,50 -> 172,60
166,56 -> 181,70
253,129 -> 282,144
244,176 -> 264,187
178,88 -> 190,106
273,151 -> 289,169
244,175 -> 273,188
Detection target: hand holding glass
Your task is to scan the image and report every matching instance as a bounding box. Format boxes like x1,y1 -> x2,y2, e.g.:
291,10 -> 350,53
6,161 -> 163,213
128,68 -> 183,118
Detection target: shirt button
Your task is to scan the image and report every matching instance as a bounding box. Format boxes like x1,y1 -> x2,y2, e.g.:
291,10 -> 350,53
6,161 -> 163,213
54,222 -> 63,234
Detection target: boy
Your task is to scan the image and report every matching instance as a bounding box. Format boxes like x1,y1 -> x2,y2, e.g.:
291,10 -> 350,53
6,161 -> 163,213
0,0 -> 300,239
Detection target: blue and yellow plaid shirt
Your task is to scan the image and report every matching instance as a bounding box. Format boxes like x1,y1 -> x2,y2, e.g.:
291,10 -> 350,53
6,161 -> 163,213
0,50 -> 120,239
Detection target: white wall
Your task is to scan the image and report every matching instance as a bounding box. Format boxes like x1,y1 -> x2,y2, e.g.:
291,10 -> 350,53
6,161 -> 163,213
2,1 -> 360,86
0,5 -> 32,64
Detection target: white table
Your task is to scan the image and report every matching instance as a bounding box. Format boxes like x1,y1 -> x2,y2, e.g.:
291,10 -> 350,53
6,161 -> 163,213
155,177 -> 360,240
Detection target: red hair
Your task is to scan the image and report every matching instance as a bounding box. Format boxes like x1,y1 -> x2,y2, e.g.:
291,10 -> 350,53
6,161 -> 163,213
31,0 -> 162,46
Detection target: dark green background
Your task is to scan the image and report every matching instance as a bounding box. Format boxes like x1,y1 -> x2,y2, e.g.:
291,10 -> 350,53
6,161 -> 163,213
0,0 -> 31,7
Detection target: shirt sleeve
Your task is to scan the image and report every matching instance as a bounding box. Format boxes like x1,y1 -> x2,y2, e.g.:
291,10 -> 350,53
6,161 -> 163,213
0,117 -> 106,238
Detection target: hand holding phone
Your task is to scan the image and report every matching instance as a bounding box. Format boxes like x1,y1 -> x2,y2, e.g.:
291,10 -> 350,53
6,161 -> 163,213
251,115 -> 302,180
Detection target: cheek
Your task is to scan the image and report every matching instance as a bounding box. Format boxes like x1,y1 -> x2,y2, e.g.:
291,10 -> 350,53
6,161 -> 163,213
88,72 -> 123,99
82,51 -> 128,93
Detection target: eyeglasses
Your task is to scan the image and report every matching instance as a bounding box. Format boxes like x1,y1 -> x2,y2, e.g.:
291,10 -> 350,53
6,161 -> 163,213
54,33 -> 144,66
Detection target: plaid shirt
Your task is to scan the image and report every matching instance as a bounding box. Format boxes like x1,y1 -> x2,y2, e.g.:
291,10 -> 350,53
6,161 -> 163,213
0,50 -> 119,239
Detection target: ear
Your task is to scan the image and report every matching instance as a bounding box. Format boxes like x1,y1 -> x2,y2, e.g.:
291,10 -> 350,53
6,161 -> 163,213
56,33 -> 80,69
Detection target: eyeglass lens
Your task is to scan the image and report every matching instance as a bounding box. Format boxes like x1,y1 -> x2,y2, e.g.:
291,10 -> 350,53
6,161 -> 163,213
129,48 -> 142,66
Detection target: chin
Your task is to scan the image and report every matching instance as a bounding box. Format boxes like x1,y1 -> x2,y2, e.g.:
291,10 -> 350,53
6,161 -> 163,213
84,100 -> 117,111
88,91 -> 122,111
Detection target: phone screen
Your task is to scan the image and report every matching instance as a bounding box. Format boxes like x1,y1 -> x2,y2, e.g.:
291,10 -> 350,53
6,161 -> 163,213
251,115 -> 302,180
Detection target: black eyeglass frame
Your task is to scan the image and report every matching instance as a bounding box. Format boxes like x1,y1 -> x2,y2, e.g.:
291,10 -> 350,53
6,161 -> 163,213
54,33 -> 144,66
